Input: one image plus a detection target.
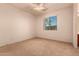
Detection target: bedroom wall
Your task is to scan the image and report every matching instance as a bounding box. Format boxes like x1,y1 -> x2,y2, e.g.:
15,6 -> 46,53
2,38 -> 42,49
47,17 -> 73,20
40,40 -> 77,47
77,4 -> 79,34
36,6 -> 73,43
74,4 -> 79,48
0,4 -> 35,46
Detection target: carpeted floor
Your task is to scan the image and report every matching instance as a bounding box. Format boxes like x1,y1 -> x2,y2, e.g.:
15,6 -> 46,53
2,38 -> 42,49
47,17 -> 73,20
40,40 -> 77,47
0,38 -> 79,56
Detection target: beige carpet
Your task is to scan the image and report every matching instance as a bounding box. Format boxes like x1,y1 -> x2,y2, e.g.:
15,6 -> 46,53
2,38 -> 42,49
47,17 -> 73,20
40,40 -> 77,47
0,38 -> 79,56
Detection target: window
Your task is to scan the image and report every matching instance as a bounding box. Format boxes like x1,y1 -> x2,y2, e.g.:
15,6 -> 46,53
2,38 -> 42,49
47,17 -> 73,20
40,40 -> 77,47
44,16 -> 57,30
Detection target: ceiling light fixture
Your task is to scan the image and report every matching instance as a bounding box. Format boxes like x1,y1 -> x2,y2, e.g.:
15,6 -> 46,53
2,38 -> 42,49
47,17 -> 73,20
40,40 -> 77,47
32,3 -> 47,12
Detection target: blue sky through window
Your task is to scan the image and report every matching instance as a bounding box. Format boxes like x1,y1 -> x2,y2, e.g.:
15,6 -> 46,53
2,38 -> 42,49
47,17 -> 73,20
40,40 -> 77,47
50,16 -> 57,26
45,16 -> 57,26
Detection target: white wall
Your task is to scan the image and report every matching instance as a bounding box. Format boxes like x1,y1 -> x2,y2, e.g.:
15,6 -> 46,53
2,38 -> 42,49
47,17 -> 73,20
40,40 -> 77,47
77,4 -> 79,34
36,7 -> 73,43
0,4 -> 35,46
73,4 -> 78,48
77,16 -> 79,34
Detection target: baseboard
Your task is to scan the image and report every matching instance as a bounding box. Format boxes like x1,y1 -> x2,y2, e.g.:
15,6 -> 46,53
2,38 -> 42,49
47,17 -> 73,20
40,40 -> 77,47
0,37 -> 35,48
35,37 -> 72,44
0,36 -> 72,48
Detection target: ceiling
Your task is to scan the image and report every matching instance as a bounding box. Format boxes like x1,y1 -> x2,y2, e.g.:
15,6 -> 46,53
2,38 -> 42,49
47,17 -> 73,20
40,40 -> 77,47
9,3 -> 73,16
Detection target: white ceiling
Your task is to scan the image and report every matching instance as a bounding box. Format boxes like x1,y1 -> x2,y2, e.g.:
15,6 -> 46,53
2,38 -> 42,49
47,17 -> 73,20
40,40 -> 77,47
9,3 -> 73,16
